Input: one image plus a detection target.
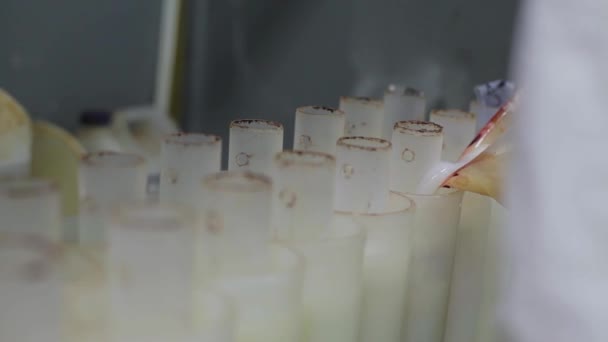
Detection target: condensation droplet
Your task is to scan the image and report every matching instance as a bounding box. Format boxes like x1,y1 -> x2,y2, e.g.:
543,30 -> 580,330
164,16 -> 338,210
401,148 -> 416,162
342,164 -> 355,179
235,152 -> 251,167
279,188 -> 297,208
298,135 -> 312,149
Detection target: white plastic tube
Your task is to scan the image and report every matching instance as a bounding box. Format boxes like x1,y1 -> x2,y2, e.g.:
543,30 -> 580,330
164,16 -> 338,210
281,215 -> 365,342
107,202 -> 197,342
339,192 -> 415,342
201,171 -> 274,268
64,244 -> 108,342
334,136 -> 391,213
469,100 -> 499,132
160,133 -> 221,206
402,189 -> 464,342
271,150 -> 336,241
339,96 -> 384,138
293,106 -> 345,155
0,179 -> 62,241
228,119 -> 284,176
475,200 -> 506,342
389,121 -> 443,194
210,245 -> 303,342
383,85 -> 426,139
443,192 -> 492,342
193,291 -> 236,342
0,234 -> 63,342
78,151 -> 147,244
430,109 -> 477,162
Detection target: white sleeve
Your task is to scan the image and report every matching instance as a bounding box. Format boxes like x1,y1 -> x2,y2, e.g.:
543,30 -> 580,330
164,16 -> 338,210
501,1 -> 608,341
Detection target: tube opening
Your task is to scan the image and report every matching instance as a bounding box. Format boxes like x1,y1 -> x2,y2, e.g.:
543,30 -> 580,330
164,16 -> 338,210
164,132 -> 221,146
0,179 -> 57,199
337,136 -> 392,151
394,121 -> 443,136
82,151 -> 145,168
339,96 -> 383,108
230,119 -> 283,131
203,171 -> 272,193
431,109 -> 476,121
297,106 -> 344,117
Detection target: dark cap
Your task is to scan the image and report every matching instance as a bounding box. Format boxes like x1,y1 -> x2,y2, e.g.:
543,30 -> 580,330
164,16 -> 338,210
79,110 -> 112,126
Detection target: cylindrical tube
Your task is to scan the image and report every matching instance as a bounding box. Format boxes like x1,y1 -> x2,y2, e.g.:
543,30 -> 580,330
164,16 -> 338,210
64,244 -> 108,342
193,291 -> 235,342
0,234 -> 63,342
475,199 -> 507,342
339,96 -> 384,138
271,150 -> 336,241
334,137 -> 391,213
201,171 -> 274,267
210,245 -> 303,342
228,119 -> 284,175
78,151 -> 147,244
160,133 -> 222,206
341,192 -> 415,342
0,179 -> 62,241
389,121 -> 443,194
443,192 -> 492,342
382,85 -> 426,139
107,202 -> 196,341
430,109 -> 477,162
469,100 -> 499,132
293,106 -> 345,155
280,214 -> 365,342
401,189 -> 464,342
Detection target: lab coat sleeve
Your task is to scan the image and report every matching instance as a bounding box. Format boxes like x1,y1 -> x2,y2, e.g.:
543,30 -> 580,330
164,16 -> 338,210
501,0 -> 608,341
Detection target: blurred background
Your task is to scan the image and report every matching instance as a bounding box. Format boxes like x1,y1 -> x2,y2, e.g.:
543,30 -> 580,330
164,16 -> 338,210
0,0 -> 520,157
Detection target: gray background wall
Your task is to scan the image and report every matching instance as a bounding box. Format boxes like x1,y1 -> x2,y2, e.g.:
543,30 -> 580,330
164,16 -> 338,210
0,0 -> 162,130
0,0 -> 519,146
184,0 -> 520,164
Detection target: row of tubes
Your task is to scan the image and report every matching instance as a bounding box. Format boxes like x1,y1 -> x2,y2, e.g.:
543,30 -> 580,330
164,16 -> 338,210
0,86 -> 505,342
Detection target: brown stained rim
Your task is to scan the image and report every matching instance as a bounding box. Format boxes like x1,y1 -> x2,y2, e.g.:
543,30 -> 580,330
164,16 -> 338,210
335,192 -> 415,217
110,201 -> 194,231
81,151 -> 146,168
164,132 -> 222,146
337,136 -> 392,152
275,150 -> 336,169
0,233 -> 63,260
230,119 -> 284,131
339,96 -> 384,108
203,171 -> 272,193
385,84 -> 425,98
0,179 -> 58,199
296,106 -> 345,117
394,120 -> 443,136
431,109 -> 476,121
